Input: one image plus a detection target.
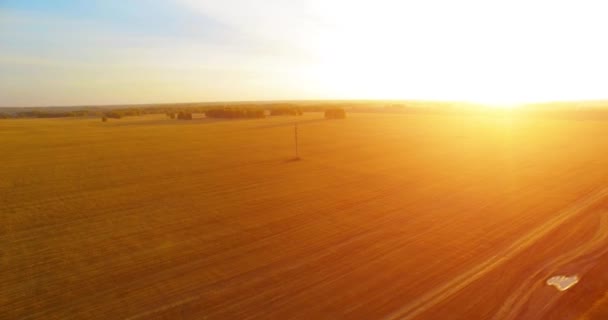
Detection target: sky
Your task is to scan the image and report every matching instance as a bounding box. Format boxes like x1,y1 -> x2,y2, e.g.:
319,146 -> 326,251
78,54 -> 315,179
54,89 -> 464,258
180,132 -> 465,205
1,0 -> 608,107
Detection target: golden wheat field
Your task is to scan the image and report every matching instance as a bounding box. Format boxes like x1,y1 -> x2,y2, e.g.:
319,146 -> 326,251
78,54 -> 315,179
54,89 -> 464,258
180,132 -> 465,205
3,112 -> 608,319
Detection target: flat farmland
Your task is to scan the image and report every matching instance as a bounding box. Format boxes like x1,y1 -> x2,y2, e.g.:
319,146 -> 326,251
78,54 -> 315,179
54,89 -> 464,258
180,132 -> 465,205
3,112 -> 608,319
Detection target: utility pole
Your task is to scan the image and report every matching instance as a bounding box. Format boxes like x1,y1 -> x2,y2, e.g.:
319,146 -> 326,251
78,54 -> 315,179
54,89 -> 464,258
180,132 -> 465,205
294,123 -> 300,160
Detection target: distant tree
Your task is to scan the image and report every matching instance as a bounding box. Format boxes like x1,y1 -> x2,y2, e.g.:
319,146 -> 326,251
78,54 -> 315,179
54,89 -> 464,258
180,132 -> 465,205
166,112 -> 176,119
205,108 -> 265,119
101,116 -> 107,122
177,112 -> 193,120
270,107 -> 303,116
16,110 -> 74,118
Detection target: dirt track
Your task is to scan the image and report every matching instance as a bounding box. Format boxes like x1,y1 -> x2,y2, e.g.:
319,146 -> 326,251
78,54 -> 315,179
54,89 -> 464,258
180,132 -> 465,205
388,188 -> 608,319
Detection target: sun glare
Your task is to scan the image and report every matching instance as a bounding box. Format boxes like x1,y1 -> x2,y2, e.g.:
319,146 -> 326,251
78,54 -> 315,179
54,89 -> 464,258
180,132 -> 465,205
5,0 -> 608,106
300,0 -> 606,105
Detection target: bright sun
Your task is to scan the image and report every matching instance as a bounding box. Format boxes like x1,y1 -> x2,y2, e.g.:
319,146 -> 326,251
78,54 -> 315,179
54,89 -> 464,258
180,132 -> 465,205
300,0 -> 605,105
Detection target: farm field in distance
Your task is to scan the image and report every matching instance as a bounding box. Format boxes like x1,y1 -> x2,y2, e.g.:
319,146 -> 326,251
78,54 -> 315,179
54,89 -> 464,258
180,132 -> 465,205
3,111 -> 608,319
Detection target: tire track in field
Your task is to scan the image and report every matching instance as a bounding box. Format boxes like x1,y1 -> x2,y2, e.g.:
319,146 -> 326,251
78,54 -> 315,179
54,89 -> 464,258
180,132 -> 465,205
124,295 -> 201,320
384,187 -> 608,320
492,212 -> 608,320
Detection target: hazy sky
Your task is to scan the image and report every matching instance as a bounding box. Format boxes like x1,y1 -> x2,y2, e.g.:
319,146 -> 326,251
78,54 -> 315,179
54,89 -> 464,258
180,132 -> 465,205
2,0 -> 608,106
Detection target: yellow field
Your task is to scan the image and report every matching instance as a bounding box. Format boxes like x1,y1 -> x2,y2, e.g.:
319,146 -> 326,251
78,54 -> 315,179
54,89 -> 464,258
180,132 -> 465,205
3,112 -> 608,319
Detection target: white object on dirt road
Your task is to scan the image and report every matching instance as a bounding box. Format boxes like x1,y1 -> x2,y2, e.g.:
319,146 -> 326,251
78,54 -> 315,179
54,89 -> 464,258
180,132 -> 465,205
546,275 -> 579,291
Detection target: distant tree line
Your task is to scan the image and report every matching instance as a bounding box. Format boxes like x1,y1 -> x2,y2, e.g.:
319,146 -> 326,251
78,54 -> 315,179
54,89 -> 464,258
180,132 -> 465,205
100,108 -> 149,121
103,111 -> 123,119
270,107 -> 303,116
14,110 -> 91,118
10,102 -> 608,123
177,112 -> 193,120
109,108 -> 143,116
0,103 -> 329,120
7,108 -> 147,119
205,108 -> 265,119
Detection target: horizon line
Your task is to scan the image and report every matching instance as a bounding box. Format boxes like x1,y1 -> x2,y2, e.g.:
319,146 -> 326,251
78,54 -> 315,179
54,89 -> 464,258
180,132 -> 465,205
4,98 -> 608,109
